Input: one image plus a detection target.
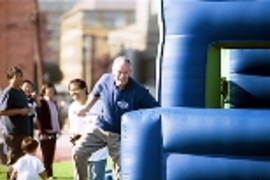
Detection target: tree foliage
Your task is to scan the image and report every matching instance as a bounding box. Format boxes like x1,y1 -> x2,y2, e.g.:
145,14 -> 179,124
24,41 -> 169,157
43,61 -> 63,83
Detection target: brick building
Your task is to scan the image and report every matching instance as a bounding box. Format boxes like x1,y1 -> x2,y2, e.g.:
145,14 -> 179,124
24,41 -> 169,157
0,0 -> 42,90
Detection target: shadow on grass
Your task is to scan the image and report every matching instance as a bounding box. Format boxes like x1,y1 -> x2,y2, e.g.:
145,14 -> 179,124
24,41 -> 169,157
54,177 -> 73,180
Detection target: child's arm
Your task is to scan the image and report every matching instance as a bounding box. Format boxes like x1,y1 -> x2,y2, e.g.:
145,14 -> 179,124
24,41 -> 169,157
39,170 -> 48,180
9,170 -> 17,180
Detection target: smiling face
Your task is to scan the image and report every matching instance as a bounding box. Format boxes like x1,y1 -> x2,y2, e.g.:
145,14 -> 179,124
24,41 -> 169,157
68,82 -> 87,102
112,57 -> 132,89
21,81 -> 34,97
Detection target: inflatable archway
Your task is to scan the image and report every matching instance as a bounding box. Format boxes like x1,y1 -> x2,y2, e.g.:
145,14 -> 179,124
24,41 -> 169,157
157,0 -> 270,108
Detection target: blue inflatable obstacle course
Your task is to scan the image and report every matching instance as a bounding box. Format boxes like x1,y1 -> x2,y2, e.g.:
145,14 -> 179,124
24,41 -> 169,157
157,0 -> 270,108
228,49 -> 270,108
120,1 -> 270,180
122,108 -> 270,180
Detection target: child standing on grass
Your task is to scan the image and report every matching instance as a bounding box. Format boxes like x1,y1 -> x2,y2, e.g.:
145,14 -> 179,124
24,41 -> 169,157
9,136 -> 47,180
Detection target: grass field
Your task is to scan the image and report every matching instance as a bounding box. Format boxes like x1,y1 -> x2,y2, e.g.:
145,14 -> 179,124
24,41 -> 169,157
0,160 -> 73,179
0,159 -> 112,180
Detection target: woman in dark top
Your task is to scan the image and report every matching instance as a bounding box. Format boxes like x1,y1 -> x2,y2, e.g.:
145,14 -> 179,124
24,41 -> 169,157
37,82 -> 61,180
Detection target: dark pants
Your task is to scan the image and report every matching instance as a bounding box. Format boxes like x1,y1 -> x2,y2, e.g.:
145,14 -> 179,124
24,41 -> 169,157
4,134 -> 28,179
0,142 -> 7,165
40,134 -> 57,178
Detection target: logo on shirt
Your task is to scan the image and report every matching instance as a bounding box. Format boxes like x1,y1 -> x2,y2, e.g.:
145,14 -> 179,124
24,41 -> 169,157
117,101 -> 129,109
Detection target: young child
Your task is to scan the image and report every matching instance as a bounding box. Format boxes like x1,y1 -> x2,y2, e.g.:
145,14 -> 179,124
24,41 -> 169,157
9,136 -> 47,180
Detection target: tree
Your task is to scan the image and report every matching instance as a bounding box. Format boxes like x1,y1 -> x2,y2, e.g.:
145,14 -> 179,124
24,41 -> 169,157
43,61 -> 63,83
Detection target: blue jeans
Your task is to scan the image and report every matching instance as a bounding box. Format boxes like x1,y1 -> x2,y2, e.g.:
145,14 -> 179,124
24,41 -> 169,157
88,159 -> 107,180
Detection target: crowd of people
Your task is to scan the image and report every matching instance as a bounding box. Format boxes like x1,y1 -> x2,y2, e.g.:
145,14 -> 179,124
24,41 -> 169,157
0,56 -> 160,180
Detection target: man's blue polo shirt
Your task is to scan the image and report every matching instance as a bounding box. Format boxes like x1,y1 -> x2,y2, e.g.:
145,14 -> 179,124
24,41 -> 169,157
91,73 -> 159,134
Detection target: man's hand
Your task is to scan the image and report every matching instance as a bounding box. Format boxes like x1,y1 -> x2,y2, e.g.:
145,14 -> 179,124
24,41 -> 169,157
70,134 -> 81,145
19,108 -> 31,116
76,94 -> 99,116
77,108 -> 87,117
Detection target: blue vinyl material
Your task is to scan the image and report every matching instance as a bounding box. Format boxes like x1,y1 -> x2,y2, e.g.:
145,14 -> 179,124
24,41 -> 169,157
229,50 -> 270,108
122,1 -> 270,179
166,154 -> 270,180
122,108 -> 270,180
121,110 -> 162,180
158,0 -> 270,107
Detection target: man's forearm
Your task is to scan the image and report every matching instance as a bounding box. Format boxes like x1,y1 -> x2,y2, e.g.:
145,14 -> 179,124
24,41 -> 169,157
85,94 -> 99,111
0,109 -> 23,116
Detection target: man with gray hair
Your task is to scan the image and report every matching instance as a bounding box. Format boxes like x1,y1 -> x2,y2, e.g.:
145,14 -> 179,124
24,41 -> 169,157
73,56 -> 160,180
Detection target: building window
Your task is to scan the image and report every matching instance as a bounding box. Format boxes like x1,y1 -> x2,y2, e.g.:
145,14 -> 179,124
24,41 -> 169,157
103,12 -> 126,28
84,12 -> 99,27
128,14 -> 135,24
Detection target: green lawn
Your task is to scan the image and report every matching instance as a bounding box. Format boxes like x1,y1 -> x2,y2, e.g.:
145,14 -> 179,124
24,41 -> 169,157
0,165 -> 6,179
0,161 -> 73,179
52,161 -> 74,179
0,159 -> 112,179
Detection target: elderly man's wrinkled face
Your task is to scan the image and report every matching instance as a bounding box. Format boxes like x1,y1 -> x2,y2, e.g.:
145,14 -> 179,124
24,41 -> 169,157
112,61 -> 131,89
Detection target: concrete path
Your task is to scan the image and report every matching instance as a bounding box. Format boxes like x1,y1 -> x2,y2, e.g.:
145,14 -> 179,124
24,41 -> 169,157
55,132 -> 73,162
36,130 -> 73,162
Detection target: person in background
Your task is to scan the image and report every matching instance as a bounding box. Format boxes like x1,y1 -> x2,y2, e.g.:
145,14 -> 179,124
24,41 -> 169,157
220,77 -> 229,108
0,66 -> 32,179
37,82 -> 62,180
9,136 -> 47,180
68,79 -> 108,180
21,80 -> 40,137
73,56 -> 160,180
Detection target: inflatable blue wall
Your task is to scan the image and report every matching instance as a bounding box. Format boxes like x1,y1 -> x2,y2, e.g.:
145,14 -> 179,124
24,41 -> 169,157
157,0 -> 270,108
121,2 -> 270,179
